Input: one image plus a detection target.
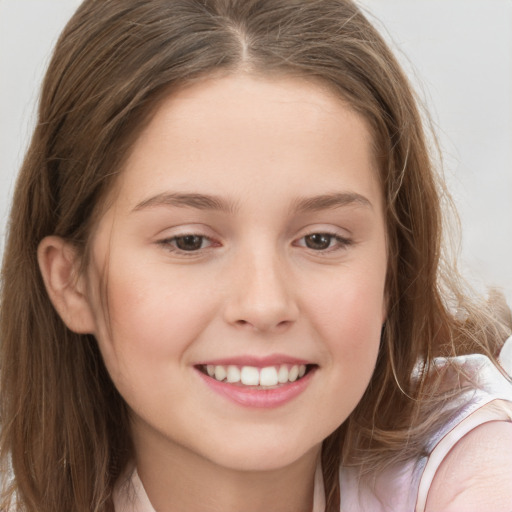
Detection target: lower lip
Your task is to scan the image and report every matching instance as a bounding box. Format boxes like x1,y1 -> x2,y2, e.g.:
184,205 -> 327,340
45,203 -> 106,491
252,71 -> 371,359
196,368 -> 316,409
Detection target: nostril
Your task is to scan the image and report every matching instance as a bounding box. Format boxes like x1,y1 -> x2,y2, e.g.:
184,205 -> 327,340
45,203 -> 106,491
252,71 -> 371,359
233,318 -> 293,332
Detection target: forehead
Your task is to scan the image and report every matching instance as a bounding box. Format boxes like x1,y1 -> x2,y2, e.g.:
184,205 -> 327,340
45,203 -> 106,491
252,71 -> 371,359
113,72 -> 381,211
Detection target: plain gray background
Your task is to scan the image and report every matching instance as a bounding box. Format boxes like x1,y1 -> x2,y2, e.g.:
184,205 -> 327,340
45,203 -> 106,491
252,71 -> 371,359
1,0 -> 511,304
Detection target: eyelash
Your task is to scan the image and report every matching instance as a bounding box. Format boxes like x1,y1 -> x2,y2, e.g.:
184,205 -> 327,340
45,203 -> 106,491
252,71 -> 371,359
294,232 -> 353,252
158,234 -> 217,254
158,231 -> 353,255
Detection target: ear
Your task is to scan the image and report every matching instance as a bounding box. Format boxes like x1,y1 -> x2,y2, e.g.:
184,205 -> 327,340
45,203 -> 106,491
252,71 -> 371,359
37,236 -> 96,334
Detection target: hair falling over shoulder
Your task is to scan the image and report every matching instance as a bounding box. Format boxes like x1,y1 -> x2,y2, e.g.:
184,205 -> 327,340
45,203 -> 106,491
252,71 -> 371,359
1,1 -> 510,511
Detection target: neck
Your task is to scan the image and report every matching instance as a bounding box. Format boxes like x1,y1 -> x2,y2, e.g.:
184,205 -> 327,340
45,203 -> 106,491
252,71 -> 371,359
130,421 -> 320,512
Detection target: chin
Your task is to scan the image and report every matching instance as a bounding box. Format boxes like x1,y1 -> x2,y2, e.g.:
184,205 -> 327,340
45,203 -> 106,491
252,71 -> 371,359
202,432 -> 322,473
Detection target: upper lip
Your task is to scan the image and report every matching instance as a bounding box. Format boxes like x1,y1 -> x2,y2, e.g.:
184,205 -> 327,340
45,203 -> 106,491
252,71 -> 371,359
194,354 -> 313,367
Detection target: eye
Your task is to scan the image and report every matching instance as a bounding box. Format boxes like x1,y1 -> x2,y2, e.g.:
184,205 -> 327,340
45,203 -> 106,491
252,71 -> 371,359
175,235 -> 207,251
296,232 -> 352,251
162,234 -> 213,252
304,233 -> 334,250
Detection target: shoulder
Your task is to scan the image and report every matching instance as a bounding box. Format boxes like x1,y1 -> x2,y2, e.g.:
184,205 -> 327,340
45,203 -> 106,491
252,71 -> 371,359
425,420 -> 512,511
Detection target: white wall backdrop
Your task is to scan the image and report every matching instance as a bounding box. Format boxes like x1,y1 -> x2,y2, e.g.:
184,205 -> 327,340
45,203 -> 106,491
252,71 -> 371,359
1,0 -> 511,303
358,0 -> 512,305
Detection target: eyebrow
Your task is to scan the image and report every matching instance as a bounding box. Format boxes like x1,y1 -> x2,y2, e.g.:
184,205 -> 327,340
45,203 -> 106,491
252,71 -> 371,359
291,192 -> 373,212
132,192 -> 238,213
132,191 -> 372,214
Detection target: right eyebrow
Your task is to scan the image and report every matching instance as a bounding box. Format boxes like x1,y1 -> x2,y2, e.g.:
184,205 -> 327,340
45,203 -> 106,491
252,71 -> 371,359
291,192 -> 373,213
131,192 -> 238,213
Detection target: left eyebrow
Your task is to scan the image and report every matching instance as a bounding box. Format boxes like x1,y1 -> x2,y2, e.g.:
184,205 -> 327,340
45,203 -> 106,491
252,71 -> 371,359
291,192 -> 373,212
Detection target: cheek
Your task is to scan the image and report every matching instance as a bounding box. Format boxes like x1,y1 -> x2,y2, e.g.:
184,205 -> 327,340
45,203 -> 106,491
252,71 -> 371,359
91,257 -> 219,380
303,264 -> 385,379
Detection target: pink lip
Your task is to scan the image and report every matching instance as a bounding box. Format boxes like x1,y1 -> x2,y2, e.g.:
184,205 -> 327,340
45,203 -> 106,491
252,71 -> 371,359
195,366 -> 316,409
195,354 -> 311,367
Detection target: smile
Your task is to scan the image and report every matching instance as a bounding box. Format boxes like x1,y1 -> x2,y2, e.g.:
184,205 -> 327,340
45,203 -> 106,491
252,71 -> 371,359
195,360 -> 317,408
200,363 -> 309,387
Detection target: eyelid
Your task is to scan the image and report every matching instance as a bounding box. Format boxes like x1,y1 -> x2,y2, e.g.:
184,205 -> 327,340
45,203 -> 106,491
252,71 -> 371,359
157,235 -> 217,255
154,223 -> 217,241
155,225 -> 222,255
293,227 -> 354,252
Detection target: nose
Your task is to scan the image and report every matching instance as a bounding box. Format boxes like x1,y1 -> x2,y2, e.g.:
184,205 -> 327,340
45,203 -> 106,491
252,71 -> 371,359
223,249 -> 299,333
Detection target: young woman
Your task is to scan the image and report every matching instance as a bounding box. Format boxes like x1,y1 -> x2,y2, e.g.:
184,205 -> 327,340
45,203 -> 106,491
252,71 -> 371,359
1,1 -> 511,511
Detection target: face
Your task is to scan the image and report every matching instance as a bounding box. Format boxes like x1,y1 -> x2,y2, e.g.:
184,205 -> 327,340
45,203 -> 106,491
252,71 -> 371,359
83,73 -> 387,472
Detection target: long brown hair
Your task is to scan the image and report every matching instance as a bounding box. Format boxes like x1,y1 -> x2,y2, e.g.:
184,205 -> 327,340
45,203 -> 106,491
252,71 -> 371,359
1,1 -> 509,510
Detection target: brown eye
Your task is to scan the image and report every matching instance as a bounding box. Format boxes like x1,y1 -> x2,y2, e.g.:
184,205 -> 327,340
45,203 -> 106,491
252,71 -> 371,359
174,235 -> 205,251
304,233 -> 334,250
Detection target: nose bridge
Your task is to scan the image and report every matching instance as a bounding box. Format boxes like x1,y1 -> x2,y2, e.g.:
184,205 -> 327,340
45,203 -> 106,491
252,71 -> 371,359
224,242 -> 298,332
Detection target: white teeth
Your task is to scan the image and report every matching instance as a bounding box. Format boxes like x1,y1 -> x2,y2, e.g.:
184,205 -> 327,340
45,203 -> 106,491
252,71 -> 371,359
214,365 -> 227,381
259,366 -> 278,386
205,363 -> 309,387
288,365 -> 299,382
226,365 -> 241,383
240,366 -> 260,385
278,364 -> 289,383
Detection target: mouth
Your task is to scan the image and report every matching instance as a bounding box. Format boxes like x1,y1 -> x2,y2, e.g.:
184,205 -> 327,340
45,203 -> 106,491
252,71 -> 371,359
196,363 -> 316,389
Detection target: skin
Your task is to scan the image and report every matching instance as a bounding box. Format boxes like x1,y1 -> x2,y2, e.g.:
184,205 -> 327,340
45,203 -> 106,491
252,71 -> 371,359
425,420 -> 512,511
39,74 -> 388,511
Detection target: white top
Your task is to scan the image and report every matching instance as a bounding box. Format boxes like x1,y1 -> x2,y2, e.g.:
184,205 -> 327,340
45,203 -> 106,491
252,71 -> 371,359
114,337 -> 512,512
